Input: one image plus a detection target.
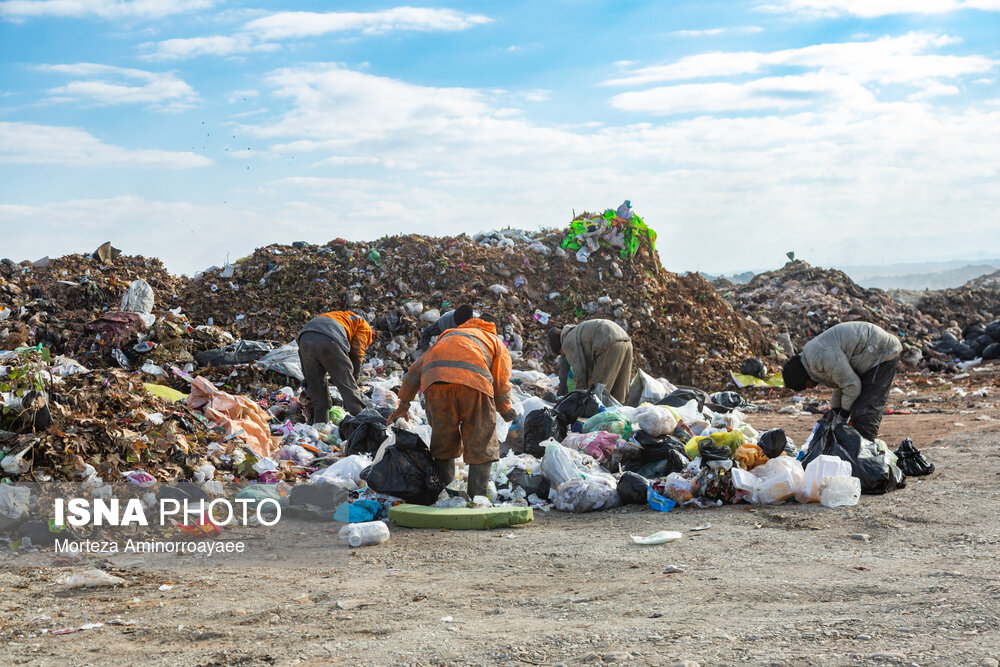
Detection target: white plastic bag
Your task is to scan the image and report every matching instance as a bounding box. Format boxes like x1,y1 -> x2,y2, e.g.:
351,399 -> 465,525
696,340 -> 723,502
0,484 -> 29,519
732,456 -> 804,505
540,441 -> 580,488
796,455 -> 852,504
59,569 -> 126,588
627,369 -> 673,406
312,454 -> 373,489
633,404 -> 677,437
255,341 -> 304,381
554,474 -> 620,513
121,279 -> 154,314
630,530 -> 682,545
820,475 -> 861,508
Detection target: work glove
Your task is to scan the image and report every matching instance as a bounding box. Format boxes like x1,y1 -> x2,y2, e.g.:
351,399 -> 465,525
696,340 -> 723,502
833,407 -> 850,419
386,403 -> 409,426
501,408 -> 517,423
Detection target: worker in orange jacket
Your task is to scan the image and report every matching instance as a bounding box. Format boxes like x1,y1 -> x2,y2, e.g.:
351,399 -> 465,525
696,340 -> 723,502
298,310 -> 374,421
387,317 -> 516,499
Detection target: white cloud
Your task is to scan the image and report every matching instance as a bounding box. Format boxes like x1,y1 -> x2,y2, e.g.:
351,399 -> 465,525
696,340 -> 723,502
0,122 -> 211,167
758,0 -> 1000,18
142,35 -> 280,61
908,82 -> 961,99
143,7 -> 492,61
611,72 -> 875,114
243,8 -> 491,40
37,63 -> 198,111
670,26 -> 764,37
0,0 -> 215,20
605,33 -> 993,87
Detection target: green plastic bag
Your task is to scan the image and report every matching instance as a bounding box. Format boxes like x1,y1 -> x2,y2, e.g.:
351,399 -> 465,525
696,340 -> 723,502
582,411 -> 633,439
328,405 -> 347,425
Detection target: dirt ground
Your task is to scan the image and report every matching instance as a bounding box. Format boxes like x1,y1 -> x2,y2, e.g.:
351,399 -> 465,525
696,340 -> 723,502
2,372 -> 1000,667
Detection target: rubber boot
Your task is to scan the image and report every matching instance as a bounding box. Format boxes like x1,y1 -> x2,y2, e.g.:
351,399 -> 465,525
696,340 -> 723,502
467,462 -> 492,500
434,458 -> 456,486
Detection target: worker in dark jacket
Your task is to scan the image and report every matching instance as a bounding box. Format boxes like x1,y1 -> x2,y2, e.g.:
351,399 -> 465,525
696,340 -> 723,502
418,305 -> 473,350
782,322 -> 902,440
298,310 -> 374,421
548,319 -> 633,403
388,317 -> 515,499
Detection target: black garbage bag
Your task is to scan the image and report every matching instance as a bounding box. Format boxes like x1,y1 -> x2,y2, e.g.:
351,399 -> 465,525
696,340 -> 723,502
968,338 -> 984,355
977,333 -> 998,348
374,311 -> 408,336
284,483 -> 350,521
802,417 -> 905,494
339,408 -> 386,441
987,319 -> 1000,341
962,324 -> 986,339
932,331 -> 960,353
195,340 -> 272,367
629,449 -> 689,479
18,520 -> 60,546
360,427 -> 444,505
617,471 -> 650,505
758,429 -> 788,459
708,391 -> 748,412
632,431 -> 687,462
983,342 -> 1000,360
344,419 -> 388,456
553,389 -> 601,425
657,387 -> 707,411
698,438 -> 733,462
523,408 -> 566,458
507,468 -> 550,498
894,438 -> 935,477
951,342 -> 977,360
740,357 -> 768,379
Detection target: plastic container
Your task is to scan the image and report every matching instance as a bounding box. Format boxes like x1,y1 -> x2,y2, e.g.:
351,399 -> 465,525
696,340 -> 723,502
820,475 -> 861,508
337,521 -> 390,547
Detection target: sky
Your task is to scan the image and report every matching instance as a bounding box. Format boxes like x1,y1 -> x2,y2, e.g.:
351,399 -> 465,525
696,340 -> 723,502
0,0 -> 998,276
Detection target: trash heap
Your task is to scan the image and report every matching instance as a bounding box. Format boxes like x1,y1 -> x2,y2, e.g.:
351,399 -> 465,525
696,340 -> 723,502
720,260 -> 937,353
480,381 -> 910,515
174,208 -> 768,387
928,319 -> 1000,363
913,274 -> 1000,332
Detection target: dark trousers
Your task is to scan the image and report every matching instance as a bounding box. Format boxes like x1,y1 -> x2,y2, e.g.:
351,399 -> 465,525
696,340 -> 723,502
850,357 -> 899,441
298,331 -> 365,422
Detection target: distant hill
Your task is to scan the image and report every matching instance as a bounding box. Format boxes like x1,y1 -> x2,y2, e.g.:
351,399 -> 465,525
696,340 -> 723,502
854,264 -> 999,291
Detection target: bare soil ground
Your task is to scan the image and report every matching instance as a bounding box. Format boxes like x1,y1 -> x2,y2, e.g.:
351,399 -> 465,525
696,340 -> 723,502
2,372 -> 1000,667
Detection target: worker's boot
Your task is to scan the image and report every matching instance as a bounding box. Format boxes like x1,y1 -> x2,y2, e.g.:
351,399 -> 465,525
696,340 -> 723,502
433,458 -> 456,486
466,463 -> 492,500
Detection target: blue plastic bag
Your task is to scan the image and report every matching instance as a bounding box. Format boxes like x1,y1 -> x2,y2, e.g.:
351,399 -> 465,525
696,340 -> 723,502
647,488 -> 677,513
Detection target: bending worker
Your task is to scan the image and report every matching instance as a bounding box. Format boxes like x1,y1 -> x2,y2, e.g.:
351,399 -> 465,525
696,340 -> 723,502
419,304 -> 473,350
548,319 -> 633,404
298,310 -> 374,421
387,316 -> 516,499
782,321 -> 902,440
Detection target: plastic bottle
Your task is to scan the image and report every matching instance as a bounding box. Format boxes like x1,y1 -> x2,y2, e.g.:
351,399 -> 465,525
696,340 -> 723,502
337,521 -> 390,547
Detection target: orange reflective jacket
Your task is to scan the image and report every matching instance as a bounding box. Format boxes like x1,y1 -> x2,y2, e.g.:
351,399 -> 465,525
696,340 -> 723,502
398,318 -> 513,415
318,311 -> 373,363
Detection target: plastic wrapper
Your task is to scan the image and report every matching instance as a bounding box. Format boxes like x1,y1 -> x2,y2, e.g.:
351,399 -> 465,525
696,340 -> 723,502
633,404 -> 677,437
661,472 -> 697,504
582,410 -> 632,439
631,530 -> 681,544
733,444 -> 768,470
820,475 -> 861,508
554,474 -> 620,513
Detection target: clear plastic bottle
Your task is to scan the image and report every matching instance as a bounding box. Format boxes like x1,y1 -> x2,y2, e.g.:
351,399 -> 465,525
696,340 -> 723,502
337,521 -> 390,547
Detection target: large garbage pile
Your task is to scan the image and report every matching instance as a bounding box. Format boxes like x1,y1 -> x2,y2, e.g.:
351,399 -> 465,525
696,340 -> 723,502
174,216 -> 767,387
720,260 -> 937,351
912,274 -> 1000,331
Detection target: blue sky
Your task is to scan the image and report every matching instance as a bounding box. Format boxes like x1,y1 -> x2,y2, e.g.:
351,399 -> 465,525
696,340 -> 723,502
1,0 -> 998,276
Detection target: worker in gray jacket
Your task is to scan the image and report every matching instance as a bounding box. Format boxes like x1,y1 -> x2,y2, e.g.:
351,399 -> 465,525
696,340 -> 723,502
548,319 -> 633,403
782,322 -> 902,440
419,305 -> 473,350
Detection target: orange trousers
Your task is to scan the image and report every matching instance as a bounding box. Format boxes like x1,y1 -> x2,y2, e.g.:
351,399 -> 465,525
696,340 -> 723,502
423,383 -> 498,465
